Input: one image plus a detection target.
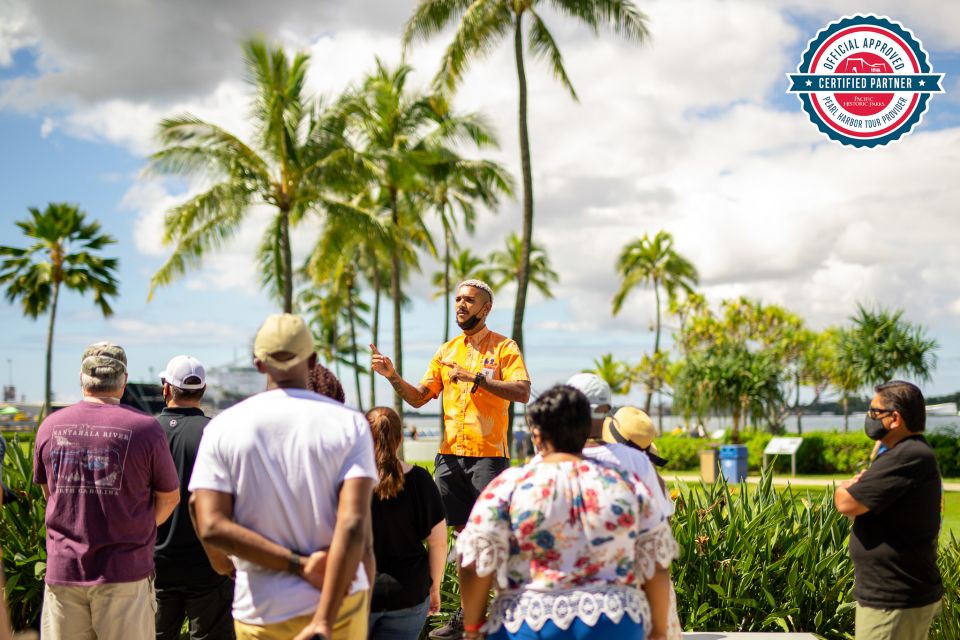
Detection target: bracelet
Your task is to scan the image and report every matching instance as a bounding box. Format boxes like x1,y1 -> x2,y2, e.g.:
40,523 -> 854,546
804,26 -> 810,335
463,621 -> 484,632
287,551 -> 305,577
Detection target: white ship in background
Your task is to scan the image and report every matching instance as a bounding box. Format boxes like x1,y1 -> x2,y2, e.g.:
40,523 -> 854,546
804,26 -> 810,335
203,363 -> 264,410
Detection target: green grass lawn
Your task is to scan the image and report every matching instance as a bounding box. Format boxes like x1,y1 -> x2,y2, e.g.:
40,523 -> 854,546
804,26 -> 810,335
410,459 -> 960,542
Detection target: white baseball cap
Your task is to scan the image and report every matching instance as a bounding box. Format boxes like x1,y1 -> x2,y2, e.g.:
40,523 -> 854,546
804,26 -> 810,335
566,373 -> 612,420
159,355 -> 206,390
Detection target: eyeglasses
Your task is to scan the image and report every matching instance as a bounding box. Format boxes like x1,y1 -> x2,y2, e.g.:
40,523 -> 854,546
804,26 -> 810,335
867,406 -> 895,419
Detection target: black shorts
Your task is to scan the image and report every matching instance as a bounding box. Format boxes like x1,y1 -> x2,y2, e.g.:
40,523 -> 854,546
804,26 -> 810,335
434,454 -> 510,527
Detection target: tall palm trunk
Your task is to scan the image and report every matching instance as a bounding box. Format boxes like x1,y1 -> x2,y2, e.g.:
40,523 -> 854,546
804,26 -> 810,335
645,280 -> 660,415
443,221 -> 452,345
441,221 -> 452,431
346,279 -> 364,413
390,190 -> 404,422
510,13 -> 533,356
42,279 -> 60,420
508,12 -> 534,448
369,255 -> 381,409
279,210 -> 294,313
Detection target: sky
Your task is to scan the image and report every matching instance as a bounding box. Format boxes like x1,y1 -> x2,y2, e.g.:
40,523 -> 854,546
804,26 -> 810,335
0,0 -> 959,408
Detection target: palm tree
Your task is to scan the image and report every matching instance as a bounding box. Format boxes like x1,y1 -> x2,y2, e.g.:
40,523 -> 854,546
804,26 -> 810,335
0,204 -> 119,416
342,59 -> 500,418
834,305 -> 937,431
301,259 -> 371,411
585,353 -> 631,396
404,0 -> 649,358
613,230 -> 698,413
427,156 -> 514,343
148,38 -> 366,312
485,232 -> 558,298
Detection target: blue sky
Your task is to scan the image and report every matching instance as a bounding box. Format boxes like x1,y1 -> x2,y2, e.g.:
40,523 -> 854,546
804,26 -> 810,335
1,0 -> 959,408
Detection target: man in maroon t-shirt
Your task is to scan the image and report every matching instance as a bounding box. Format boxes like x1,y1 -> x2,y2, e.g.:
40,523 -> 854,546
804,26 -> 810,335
33,342 -> 180,640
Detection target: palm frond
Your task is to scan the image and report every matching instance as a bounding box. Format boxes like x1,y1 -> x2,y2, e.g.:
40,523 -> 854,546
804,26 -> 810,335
528,10 -> 578,101
433,0 -> 512,93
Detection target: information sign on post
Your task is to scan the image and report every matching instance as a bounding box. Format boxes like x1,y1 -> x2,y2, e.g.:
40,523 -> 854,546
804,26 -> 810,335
763,437 -> 803,477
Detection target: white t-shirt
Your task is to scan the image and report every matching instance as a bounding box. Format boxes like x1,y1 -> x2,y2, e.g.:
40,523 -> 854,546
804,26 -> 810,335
583,443 -> 675,517
189,388 -> 377,624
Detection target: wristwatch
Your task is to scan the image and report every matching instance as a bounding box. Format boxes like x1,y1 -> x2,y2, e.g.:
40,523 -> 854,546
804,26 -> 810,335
470,372 -> 484,393
288,551 -> 306,577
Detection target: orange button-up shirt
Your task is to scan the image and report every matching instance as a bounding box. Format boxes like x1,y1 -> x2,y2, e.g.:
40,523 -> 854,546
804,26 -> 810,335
419,327 -> 530,458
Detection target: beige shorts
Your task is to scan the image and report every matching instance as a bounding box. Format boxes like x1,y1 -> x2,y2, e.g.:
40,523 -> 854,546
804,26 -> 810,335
40,576 -> 156,640
855,599 -> 942,640
234,590 -> 368,640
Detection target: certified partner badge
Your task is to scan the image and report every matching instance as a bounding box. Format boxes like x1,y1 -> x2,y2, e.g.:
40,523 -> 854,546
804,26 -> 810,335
787,15 -> 944,147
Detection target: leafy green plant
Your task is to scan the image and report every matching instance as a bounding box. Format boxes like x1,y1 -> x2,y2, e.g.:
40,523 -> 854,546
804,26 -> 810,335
933,533 -> 960,639
672,471 -> 856,638
671,470 -> 959,639
0,435 -> 46,629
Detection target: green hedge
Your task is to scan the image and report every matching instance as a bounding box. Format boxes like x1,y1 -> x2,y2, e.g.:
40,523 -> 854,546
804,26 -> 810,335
657,427 -> 960,476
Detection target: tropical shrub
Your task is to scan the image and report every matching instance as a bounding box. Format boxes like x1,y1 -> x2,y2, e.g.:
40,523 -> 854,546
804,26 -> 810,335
928,427 -> 960,477
671,471 -> 959,639
654,437 -> 704,470
0,435 -> 46,629
672,473 -> 855,637
935,534 -> 960,640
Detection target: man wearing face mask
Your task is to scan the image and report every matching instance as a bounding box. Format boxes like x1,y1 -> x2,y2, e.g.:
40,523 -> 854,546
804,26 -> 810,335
371,279 -> 531,640
834,380 -> 943,640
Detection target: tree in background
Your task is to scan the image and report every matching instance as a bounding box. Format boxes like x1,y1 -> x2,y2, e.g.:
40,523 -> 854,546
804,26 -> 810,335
484,231 -> 558,299
425,148 -> 513,344
342,60 -> 499,418
834,305 -> 937,431
613,230 -> 698,414
0,204 -> 119,417
404,0 -> 649,364
585,353 -> 631,396
148,38 -> 365,312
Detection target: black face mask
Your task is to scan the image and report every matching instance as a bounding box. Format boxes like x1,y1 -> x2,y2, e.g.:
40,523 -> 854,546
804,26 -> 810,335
457,313 -> 482,331
864,415 -> 887,440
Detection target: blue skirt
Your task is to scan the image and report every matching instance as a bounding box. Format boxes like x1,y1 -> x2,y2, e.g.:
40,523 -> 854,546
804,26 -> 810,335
485,615 -> 643,640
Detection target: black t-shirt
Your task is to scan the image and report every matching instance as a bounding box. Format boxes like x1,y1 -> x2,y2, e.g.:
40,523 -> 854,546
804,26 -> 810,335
847,435 -> 943,608
154,406 -> 223,588
370,465 -> 446,612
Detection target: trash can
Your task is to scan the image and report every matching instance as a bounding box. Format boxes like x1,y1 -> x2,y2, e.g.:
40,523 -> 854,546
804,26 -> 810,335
719,444 -> 748,483
699,447 -> 719,483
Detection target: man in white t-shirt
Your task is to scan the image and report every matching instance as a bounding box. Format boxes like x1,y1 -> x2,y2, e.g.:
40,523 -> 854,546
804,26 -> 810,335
190,314 -> 377,640
565,373 -> 673,517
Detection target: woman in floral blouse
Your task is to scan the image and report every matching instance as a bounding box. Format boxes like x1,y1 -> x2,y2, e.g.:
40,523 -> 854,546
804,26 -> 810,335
456,385 -> 676,640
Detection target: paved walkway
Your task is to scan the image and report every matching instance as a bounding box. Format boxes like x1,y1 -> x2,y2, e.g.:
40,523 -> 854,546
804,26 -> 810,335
666,474 -> 960,492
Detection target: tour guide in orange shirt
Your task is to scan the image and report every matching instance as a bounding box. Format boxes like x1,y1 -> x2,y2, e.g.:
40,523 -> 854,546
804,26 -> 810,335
371,279 -> 531,529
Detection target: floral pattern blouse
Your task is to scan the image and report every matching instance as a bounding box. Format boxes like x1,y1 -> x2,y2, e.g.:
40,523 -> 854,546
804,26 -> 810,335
456,458 -> 678,635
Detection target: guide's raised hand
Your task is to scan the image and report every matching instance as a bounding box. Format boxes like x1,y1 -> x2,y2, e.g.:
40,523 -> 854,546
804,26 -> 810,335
440,360 -> 474,383
370,344 -> 396,379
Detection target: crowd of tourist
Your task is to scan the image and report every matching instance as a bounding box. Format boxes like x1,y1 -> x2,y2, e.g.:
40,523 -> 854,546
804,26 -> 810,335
10,279 -> 945,640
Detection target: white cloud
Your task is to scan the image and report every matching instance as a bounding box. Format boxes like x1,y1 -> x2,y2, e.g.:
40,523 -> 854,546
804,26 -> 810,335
2,0 -> 959,353
0,0 -> 35,67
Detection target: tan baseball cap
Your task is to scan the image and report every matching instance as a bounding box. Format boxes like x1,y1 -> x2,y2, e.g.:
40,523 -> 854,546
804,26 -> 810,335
253,314 -> 314,371
602,406 -> 668,467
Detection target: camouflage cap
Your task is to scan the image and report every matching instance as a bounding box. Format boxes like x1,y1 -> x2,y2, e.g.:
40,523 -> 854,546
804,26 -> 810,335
80,342 -> 128,377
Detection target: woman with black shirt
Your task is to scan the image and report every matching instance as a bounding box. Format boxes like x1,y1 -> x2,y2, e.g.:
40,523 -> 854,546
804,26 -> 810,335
366,407 -> 447,640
